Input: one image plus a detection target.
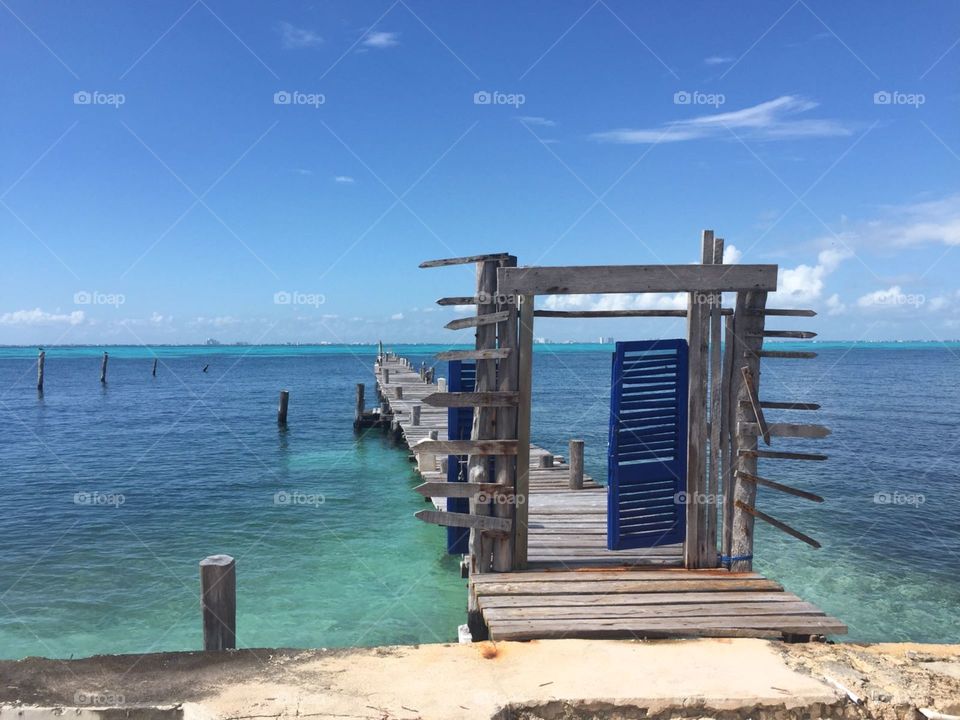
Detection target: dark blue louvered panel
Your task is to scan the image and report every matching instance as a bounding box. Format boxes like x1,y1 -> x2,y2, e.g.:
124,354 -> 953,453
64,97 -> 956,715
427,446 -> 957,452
607,339 -> 688,550
445,360 -> 476,554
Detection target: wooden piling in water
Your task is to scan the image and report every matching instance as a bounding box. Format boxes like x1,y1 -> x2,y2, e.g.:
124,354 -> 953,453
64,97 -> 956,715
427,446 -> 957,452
277,390 -> 290,425
37,350 -> 45,393
569,439 -> 584,490
152,358 -> 158,377
200,554 -> 236,651
354,383 -> 365,426
99,352 -> 108,384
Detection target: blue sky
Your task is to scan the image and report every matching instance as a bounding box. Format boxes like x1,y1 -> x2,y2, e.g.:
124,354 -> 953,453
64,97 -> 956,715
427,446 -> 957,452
1,0 -> 958,344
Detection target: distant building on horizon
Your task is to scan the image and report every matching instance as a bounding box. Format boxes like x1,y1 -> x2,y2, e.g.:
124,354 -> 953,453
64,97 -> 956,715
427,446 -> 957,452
600,336 -> 614,344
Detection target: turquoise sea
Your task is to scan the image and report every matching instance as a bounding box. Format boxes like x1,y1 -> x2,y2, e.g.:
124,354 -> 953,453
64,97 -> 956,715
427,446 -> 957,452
0,342 -> 957,658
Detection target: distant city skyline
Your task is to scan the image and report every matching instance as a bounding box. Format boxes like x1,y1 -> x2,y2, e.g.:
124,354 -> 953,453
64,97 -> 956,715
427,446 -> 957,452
2,1 -> 958,344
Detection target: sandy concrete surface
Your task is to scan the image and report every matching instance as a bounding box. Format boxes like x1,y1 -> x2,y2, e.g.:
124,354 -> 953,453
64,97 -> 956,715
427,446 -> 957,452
0,639 -> 958,719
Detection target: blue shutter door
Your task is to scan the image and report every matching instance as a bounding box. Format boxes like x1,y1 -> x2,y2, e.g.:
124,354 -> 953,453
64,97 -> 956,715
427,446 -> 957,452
607,339 -> 689,550
445,360 -> 476,554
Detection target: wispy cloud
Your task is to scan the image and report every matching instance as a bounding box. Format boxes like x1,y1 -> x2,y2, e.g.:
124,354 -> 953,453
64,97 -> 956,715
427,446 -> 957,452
362,31 -> 400,49
518,116 -> 556,127
0,308 -> 85,326
591,96 -> 852,144
871,195 -> 960,247
704,55 -> 734,65
278,21 -> 322,49
542,292 -> 687,312
334,175 -> 355,184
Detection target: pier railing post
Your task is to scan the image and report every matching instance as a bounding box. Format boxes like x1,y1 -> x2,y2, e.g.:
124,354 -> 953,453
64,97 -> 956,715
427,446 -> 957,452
395,386 -> 403,400
200,554 -> 236,651
277,390 -> 290,425
383,368 -> 390,384
412,405 -> 421,426
569,439 -> 584,490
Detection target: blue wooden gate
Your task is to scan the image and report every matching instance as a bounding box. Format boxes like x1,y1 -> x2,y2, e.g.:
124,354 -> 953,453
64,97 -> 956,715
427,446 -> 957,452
607,339 -> 689,550
445,360 -> 476,554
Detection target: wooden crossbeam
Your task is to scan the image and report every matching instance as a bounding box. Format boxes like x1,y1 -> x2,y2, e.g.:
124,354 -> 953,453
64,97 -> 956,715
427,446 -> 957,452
435,348 -> 511,361
498,264 -> 778,296
740,367 -> 770,446
412,439 -> 518,455
754,330 -> 817,339
757,401 -> 821,411
533,309 -> 732,318
740,449 -> 828,461
759,350 -> 818,359
436,296 -> 478,306
423,391 -> 519,408
420,253 -> 512,268
735,501 -> 821,548
414,482 -> 513,499
415,509 -> 512,534
738,422 -> 830,439
749,309 -> 817,317
736,471 -> 824,503
445,311 -> 511,330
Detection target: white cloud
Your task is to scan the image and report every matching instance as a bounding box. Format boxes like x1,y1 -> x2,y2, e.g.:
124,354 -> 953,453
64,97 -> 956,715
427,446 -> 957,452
869,195 -> 960,247
390,312 -> 404,321
278,21 -> 323,49
542,293 -> 687,312
334,175 -> 355,184
591,96 -> 851,145
826,294 -> 846,315
704,55 -> 734,65
722,244 -> 742,264
518,116 -> 556,127
192,316 -> 240,327
856,286 -> 926,310
0,308 -> 85,326
774,247 -> 851,305
362,31 -> 399,49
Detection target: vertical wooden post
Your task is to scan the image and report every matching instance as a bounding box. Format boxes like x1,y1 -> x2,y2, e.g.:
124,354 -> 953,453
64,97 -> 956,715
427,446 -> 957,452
706,236 -> 724,567
412,405 -> 421,426
383,368 -> 390,384
730,290 -> 767,572
355,383 -> 365,425
513,293 -> 534,570
684,231 -> 712,568
277,390 -> 290,425
538,454 -> 554,468
569,439 -> 584,490
720,314 -> 737,564
37,350 -> 45,393
493,256 -> 519,572
99,352 -> 108,384
152,358 -> 158,377
395,386 -> 403,400
437,376 -> 446,392
377,340 -> 383,362
418,429 -> 438,472
200,554 -> 236,651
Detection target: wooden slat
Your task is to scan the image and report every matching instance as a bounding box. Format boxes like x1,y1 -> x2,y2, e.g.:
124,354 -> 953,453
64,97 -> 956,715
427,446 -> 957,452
706,234 -> 723,566
412,439 -> 518,455
422,391 -> 519,408
436,296 -> 479,306
740,449 -> 828,461
751,308 -> 817,317
415,509 -> 512,534
758,401 -> 821,411
435,348 -> 510,361
420,253 -> 511,268
477,591 -> 799,608
514,295 -> 534,570
482,601 -> 825,621
498,264 -> 778,296
738,423 -> 830,439
534,309 -> 731,318
736,471 -> 824,503
756,330 -> 817,339
471,577 -> 784,596
471,569 -> 762,583
445,311 -> 511,330
734,501 -> 821,548
741,366 -> 770,446
414,482 -> 513,499
759,350 -> 817,359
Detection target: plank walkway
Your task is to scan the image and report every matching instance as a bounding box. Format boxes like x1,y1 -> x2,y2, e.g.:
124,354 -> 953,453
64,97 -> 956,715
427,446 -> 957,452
373,355 -> 846,641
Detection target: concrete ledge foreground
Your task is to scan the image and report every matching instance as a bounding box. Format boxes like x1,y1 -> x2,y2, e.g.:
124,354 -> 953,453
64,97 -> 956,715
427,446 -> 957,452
0,639 -> 958,720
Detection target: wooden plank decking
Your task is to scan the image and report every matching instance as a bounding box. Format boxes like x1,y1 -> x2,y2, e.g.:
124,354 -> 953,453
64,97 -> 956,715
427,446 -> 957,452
372,354 -> 846,642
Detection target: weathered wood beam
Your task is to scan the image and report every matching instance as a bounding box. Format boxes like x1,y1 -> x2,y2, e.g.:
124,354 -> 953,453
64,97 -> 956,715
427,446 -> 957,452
740,449 -> 828,461
422,391 -> 519,408
445,311 -> 511,330
759,350 -> 818,359
420,253 -> 512,268
749,308 -> 817,317
736,471 -> 824,503
738,422 -> 831,439
533,309 -> 732,318
415,509 -> 512,534
757,330 -> 817,339
414,482 -> 513,499
436,296 -> 479,306
413,439 -> 518,455
740,367 -> 770,446
734,501 -> 821,548
757,401 -> 821,411
498,264 -> 777,296
435,348 -> 511,361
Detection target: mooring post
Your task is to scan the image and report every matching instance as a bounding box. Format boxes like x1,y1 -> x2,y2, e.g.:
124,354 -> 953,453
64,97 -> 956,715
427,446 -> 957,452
395,386 -> 403,400
383,368 -> 390,384
37,350 -> 45,393
200,554 -> 236,651
417,429 -> 438,472
412,405 -> 421,426
419,363 -> 425,381
437,376 -> 447,392
538,454 -> 554,468
152,358 -> 158,377
355,383 -> 365,425
569,439 -> 584,490
377,340 -> 383,363
99,352 -> 108,384
277,390 -> 290,425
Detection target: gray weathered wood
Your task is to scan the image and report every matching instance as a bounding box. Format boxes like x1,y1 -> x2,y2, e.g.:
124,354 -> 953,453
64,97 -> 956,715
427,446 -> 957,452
736,471 -> 824,503
706,235 -> 723,569
200,554 -> 236,651
412,405 -> 421,426
569,439 -> 584,490
756,330 -> 817,339
394,386 -> 403,400
37,350 -> 45,392
445,311 -> 511,330
758,350 -> 817,359
411,440 -> 519,457
498,264 -> 778,296
514,294 -> 534,570
538,454 -> 554,468
494,256 -> 519,572
758,401 -> 821,411
752,308 -> 817,317
740,449 -> 828,461
738,423 -> 830,439
740,367 -> 770,446
414,481 -> 513,499
354,384 -> 365,424
422,391 -> 519,408
735,501 -> 821,549
415,509 -> 512,534
436,348 -> 511,361
277,390 -> 290,425
420,252 -> 511,268
100,352 -> 108,384
720,314 -> 735,567
436,296 -> 479,306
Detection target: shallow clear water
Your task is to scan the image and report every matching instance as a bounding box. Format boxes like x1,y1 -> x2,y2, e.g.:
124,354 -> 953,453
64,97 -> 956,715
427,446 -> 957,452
0,343 -> 957,658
